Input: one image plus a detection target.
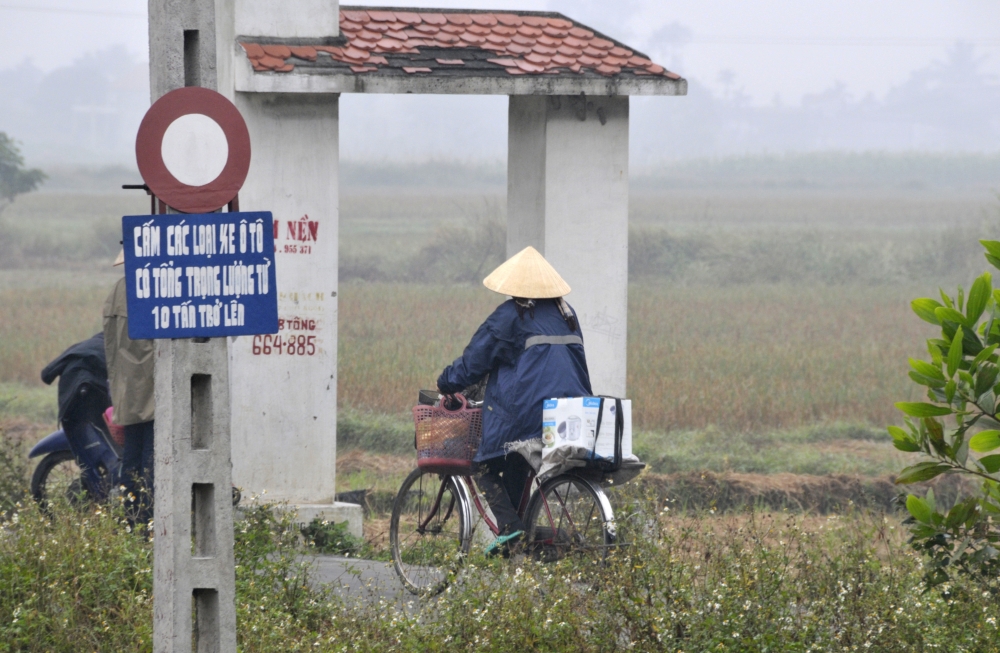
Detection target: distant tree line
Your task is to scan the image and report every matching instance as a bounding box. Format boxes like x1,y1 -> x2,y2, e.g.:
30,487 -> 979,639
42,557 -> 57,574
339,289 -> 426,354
1,43 -> 999,165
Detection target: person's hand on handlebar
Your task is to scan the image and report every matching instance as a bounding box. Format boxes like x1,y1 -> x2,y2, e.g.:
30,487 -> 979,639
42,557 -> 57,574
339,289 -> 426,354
437,387 -> 461,410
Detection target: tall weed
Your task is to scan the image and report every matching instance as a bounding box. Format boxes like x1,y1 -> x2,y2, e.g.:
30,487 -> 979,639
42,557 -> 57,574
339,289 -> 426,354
0,422 -> 30,513
3,494 -> 999,651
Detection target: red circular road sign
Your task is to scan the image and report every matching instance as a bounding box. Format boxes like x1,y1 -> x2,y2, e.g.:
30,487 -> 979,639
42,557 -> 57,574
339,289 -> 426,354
135,87 -> 251,214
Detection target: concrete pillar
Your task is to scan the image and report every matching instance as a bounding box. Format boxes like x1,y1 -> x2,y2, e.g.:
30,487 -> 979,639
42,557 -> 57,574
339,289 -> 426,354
149,2 -> 237,651
229,92 -> 360,535
226,0 -> 357,534
235,0 -> 339,38
153,339 -> 237,652
507,95 -> 630,397
149,0 -> 233,98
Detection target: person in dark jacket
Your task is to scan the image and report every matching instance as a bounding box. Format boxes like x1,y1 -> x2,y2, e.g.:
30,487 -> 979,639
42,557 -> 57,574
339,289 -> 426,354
40,332 -> 111,429
437,246 -> 592,554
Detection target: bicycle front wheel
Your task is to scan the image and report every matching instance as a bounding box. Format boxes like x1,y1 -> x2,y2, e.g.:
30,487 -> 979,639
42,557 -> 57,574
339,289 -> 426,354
524,474 -> 615,565
389,467 -> 471,595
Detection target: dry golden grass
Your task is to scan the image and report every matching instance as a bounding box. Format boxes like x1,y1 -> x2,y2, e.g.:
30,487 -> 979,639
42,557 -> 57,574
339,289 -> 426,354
0,285 -> 107,385
337,282 -> 499,413
627,284 -> 931,432
338,282 -> 931,433
0,281 -> 931,435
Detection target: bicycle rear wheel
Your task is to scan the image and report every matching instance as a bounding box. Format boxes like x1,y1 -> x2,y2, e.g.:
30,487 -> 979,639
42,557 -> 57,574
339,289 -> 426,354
390,467 -> 471,595
524,474 -> 615,565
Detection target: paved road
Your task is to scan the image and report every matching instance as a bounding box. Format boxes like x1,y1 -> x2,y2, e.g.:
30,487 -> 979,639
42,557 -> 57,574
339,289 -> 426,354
303,555 -> 415,605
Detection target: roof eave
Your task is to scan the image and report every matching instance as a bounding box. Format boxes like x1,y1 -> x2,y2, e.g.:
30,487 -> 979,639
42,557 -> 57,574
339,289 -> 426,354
235,59 -> 687,96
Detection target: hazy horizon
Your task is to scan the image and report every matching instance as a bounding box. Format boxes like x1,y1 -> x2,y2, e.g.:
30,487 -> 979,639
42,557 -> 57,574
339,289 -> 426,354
2,1 -> 999,166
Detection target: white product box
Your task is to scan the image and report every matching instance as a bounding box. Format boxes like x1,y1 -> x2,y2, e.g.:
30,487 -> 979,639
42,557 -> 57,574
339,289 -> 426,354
541,397 -> 632,463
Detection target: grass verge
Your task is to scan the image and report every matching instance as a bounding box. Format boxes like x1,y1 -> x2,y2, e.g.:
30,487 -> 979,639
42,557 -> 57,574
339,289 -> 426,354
2,492 -> 1000,651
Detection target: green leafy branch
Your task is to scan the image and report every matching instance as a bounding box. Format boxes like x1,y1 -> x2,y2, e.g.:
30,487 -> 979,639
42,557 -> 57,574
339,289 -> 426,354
893,240 -> 1000,588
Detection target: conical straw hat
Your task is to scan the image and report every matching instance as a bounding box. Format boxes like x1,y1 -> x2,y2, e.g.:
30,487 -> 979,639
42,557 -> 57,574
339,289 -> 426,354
482,246 -> 571,298
113,248 -> 125,267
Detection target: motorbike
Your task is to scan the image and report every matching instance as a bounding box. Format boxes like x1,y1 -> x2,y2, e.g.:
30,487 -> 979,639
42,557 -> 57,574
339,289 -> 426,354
29,333 -> 121,508
29,332 -> 241,509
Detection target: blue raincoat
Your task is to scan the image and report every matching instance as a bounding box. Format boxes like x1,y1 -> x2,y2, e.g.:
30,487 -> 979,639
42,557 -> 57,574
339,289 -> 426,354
437,298 -> 592,462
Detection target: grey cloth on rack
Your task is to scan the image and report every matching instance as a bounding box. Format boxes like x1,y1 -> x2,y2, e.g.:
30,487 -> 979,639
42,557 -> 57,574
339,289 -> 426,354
504,437 -> 544,472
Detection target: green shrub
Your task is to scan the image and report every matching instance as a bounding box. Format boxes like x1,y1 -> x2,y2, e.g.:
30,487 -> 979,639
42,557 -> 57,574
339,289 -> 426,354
0,422 -> 30,513
628,227 -> 709,280
3,492 -> 1000,651
336,406 -> 413,455
406,215 -> 505,284
0,499 -> 154,651
891,240 -> 1000,589
300,518 -> 362,556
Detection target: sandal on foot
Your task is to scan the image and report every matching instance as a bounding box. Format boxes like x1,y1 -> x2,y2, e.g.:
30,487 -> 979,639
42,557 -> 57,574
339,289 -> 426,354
485,530 -> 524,556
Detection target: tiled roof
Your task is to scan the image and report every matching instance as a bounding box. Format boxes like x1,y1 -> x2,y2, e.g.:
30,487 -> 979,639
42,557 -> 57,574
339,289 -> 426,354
239,6 -> 680,82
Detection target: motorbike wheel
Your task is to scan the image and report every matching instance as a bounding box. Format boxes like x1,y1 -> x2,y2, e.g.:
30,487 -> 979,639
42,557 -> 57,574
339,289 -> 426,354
31,450 -> 87,510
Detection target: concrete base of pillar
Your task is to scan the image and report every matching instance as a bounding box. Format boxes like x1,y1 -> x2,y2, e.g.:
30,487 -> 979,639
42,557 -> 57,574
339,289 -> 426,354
291,503 -> 364,539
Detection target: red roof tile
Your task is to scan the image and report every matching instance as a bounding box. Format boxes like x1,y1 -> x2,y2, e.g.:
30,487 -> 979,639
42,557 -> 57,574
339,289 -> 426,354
341,9 -> 368,23
239,6 -> 681,82
420,12 -> 447,24
290,46 -> 317,61
557,44 -> 583,57
241,43 -> 265,58
261,44 -> 291,58
471,13 -> 498,26
395,11 -> 421,24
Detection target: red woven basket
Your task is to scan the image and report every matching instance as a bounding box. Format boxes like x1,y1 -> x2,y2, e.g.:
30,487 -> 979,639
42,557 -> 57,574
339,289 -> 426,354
412,393 -> 482,474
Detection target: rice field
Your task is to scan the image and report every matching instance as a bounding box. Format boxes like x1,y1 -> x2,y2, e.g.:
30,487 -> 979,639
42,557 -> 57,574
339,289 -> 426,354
0,277 -> 937,436
0,184 -> 981,456
336,281 -> 930,433
0,285 -> 107,386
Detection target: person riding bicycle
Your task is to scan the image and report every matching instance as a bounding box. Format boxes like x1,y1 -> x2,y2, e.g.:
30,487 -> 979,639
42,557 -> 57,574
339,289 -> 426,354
437,246 -> 592,555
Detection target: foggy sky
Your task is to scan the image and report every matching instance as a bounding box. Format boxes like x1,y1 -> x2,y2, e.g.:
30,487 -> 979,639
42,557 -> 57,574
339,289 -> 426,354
1,0 -> 998,164
3,1 -> 997,100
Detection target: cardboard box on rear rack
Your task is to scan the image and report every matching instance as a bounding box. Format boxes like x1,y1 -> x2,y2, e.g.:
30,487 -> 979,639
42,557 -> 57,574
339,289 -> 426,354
541,397 -> 633,464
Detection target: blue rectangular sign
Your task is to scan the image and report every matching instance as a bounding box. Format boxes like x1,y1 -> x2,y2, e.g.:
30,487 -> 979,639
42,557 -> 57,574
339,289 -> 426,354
122,211 -> 278,339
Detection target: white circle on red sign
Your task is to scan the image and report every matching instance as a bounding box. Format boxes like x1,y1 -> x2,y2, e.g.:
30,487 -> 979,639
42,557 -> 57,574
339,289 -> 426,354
135,87 -> 251,214
161,113 -> 229,187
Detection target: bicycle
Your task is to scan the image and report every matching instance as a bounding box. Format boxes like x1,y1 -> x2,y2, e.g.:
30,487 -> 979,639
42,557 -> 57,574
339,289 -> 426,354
389,393 -> 621,596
